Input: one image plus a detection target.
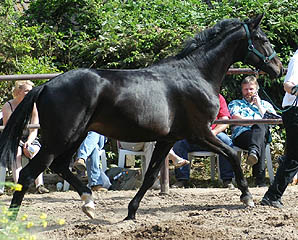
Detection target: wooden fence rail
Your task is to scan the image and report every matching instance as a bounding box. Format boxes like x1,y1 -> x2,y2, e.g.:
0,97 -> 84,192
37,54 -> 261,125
0,68 -> 269,82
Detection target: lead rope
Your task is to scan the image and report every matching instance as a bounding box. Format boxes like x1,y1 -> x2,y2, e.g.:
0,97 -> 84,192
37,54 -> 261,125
260,86 -> 298,114
250,68 -> 297,114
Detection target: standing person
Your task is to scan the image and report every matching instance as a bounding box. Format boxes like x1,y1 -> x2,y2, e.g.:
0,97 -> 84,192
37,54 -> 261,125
261,48 -> 298,208
173,94 -> 235,189
1,81 -> 49,194
74,131 -> 110,192
228,76 -> 277,187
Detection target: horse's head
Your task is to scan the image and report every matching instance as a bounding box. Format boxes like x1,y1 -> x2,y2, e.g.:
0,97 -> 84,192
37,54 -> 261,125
242,14 -> 284,78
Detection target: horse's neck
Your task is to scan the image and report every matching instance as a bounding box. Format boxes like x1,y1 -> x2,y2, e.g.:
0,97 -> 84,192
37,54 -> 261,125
195,38 -> 242,85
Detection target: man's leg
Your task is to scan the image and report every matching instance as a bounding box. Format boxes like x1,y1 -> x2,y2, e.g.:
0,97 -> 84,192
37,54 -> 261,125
262,108 -> 298,206
75,131 -> 100,171
85,135 -> 107,191
233,125 -> 268,186
216,132 -> 235,184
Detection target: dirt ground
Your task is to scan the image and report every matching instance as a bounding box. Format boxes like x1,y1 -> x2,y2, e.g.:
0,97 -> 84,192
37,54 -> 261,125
1,185 -> 298,240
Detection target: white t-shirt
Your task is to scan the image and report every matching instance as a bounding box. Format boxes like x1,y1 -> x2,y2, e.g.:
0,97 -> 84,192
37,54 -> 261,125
282,49 -> 298,107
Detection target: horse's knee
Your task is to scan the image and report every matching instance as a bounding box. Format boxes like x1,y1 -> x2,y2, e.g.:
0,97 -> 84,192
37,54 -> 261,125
18,168 -> 34,189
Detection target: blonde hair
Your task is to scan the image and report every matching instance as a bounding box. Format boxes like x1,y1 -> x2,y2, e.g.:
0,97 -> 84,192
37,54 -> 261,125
12,80 -> 34,98
241,75 -> 259,91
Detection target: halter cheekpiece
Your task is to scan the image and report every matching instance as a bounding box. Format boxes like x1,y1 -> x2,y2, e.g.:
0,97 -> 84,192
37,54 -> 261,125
242,23 -> 276,64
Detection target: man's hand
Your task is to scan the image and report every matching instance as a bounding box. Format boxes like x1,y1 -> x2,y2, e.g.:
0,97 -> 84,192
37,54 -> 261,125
291,85 -> 298,96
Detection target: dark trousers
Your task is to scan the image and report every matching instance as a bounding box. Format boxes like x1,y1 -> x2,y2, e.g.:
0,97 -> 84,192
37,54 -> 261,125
265,108 -> 298,201
233,124 -> 270,185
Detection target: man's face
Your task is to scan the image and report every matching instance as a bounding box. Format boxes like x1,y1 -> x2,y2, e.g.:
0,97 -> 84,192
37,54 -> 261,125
242,83 -> 258,102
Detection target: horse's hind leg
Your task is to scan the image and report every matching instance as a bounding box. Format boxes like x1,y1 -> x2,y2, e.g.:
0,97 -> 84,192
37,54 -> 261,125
9,148 -> 54,220
125,141 -> 173,220
49,152 -> 95,219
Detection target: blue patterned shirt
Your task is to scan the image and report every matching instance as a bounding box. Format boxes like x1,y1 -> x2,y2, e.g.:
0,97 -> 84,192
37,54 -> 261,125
228,98 -> 276,139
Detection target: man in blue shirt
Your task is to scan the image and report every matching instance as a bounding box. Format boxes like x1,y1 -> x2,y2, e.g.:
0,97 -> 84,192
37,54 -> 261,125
228,76 -> 276,187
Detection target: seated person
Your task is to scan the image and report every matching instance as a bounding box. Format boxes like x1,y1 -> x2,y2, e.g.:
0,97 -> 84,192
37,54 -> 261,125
74,131 -> 110,191
119,142 -> 189,168
228,75 -> 276,187
173,94 -> 235,189
1,81 -> 49,194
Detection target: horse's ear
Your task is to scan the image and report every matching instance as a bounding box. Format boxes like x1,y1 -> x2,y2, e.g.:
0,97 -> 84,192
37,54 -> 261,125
249,14 -> 264,29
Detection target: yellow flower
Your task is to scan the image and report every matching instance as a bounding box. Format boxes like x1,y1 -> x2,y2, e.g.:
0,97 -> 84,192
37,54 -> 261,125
10,225 -> 19,233
17,237 -> 25,240
26,221 -> 34,229
42,220 -> 48,228
21,214 -> 28,221
6,210 -> 13,217
29,235 -> 37,240
40,213 -> 47,219
14,184 -> 23,191
1,206 -> 8,213
0,216 -> 8,224
57,218 -> 65,225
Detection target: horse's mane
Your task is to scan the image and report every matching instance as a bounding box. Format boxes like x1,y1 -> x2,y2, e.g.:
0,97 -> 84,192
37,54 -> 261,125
176,18 -> 242,59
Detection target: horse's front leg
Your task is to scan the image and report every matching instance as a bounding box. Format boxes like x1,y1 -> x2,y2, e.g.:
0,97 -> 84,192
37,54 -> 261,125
9,150 -> 54,220
195,132 -> 254,207
125,141 -> 173,220
223,147 -> 254,207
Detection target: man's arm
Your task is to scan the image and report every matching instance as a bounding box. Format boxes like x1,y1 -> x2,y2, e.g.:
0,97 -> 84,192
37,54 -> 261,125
212,116 -> 229,136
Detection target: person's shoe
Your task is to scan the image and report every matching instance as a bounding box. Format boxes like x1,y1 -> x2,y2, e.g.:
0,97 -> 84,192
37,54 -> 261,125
256,183 -> 267,187
223,180 -> 235,190
174,159 -> 190,168
150,180 -> 161,190
171,180 -> 186,188
74,158 -> 86,172
91,185 -> 108,192
260,196 -> 284,209
246,150 -> 258,166
36,185 -> 50,194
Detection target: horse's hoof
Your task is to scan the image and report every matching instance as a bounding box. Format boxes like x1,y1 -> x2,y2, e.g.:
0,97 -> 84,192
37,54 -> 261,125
240,196 -> 255,207
82,205 -> 95,219
124,215 -> 135,221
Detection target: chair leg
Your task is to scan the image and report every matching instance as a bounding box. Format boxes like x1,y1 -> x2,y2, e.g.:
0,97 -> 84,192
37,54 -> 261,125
210,155 -> 216,181
141,156 -> 147,181
118,150 -> 126,168
100,150 -> 107,172
63,167 -> 72,191
216,155 -> 222,183
265,144 -> 274,184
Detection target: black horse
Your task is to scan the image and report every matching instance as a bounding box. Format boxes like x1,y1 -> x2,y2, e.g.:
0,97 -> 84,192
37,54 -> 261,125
0,15 -> 283,220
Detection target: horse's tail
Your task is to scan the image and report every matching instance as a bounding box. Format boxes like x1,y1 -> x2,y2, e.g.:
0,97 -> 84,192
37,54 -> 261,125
0,85 -> 44,168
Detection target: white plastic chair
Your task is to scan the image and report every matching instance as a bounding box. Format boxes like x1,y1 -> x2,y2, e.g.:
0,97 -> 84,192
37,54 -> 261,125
188,151 -> 220,181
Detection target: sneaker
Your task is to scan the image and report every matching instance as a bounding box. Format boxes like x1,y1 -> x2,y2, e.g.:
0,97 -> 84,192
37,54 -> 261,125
247,150 -> 258,166
256,183 -> 267,187
260,196 -> 284,209
91,185 -> 108,192
223,180 -> 235,190
174,159 -> 190,168
171,180 -> 186,188
36,185 -> 50,194
74,158 -> 86,172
